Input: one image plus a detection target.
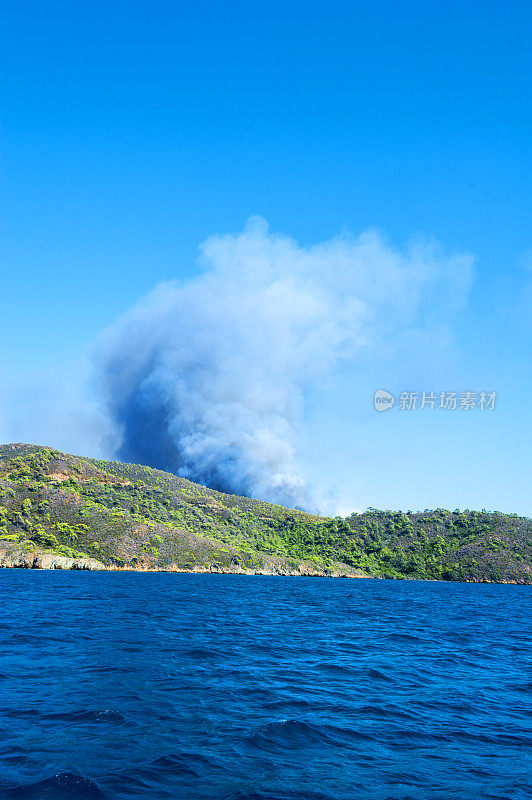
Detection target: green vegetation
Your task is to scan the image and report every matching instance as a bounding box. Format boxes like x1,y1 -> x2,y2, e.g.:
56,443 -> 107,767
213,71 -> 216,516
0,443 -> 531,582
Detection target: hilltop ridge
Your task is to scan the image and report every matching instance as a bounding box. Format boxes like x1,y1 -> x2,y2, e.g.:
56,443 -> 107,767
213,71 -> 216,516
0,443 -> 531,583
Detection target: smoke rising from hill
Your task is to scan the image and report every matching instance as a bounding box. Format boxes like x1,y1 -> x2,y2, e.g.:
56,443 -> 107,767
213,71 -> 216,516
94,217 -> 473,509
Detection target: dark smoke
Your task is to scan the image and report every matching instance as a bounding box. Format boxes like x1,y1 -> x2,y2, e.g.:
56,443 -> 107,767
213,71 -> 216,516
93,217 -> 473,509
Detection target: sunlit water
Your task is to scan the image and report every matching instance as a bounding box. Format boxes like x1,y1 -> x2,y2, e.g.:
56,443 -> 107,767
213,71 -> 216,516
0,572 -> 530,799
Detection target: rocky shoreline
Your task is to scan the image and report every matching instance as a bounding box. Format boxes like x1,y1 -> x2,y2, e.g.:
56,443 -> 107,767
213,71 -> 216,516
0,547 -> 106,571
0,546 -> 367,578
1,547 -> 529,582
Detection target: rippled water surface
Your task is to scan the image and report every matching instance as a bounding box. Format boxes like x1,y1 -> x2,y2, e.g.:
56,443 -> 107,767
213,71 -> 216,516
0,573 -> 531,799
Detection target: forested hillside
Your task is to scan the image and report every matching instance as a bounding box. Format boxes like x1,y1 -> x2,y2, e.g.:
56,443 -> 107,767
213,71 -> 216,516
0,444 -> 530,582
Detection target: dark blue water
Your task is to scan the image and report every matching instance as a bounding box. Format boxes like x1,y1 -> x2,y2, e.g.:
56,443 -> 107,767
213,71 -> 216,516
0,574 -> 531,800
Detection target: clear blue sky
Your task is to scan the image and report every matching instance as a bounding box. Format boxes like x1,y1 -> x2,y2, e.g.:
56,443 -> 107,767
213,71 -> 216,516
1,0 -> 531,515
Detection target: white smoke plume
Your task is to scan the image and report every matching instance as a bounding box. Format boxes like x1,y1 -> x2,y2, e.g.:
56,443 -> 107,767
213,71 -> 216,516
94,217 -> 473,509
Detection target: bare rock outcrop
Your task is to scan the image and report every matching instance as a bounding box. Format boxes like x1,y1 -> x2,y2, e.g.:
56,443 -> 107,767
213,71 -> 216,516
0,546 -> 105,571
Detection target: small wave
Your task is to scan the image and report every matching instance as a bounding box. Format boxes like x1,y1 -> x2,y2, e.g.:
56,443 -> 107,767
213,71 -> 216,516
357,703 -> 420,721
222,794 -> 278,800
0,709 -> 35,719
315,662 -> 355,676
41,709 -> 126,724
82,665 -> 136,674
5,772 -> 107,798
413,698 -> 477,715
367,668 -> 394,682
385,632 -> 424,643
179,646 -> 219,660
511,681 -> 532,694
451,729 -> 531,747
263,698 -> 313,711
222,790 -> 331,800
381,727 -> 451,745
246,719 -> 372,752
150,750 -> 219,778
104,749 -> 228,795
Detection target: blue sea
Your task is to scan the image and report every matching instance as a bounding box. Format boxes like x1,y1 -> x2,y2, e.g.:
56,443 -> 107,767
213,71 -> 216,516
0,573 -> 531,800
